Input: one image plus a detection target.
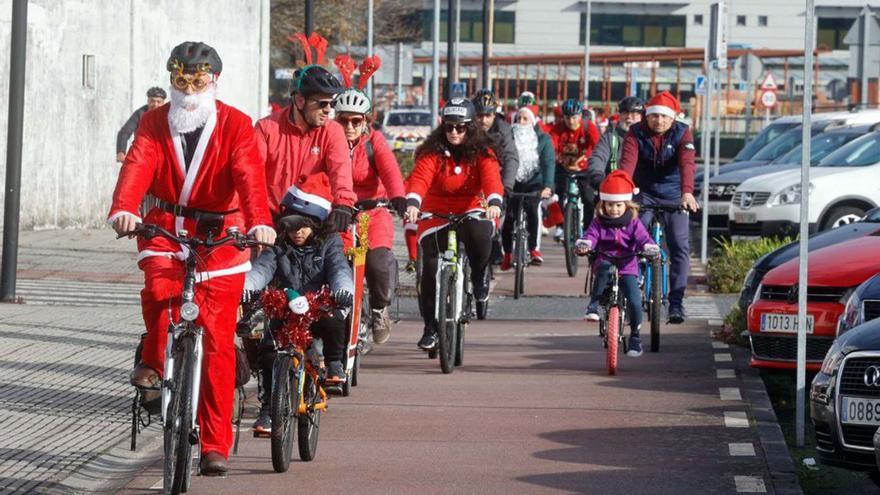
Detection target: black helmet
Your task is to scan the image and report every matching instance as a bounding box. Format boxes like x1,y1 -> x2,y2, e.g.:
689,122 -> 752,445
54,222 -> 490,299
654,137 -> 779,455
472,89 -> 499,115
291,65 -> 343,97
618,96 -> 645,113
146,87 -> 167,99
441,97 -> 475,123
166,41 -> 222,75
562,98 -> 583,117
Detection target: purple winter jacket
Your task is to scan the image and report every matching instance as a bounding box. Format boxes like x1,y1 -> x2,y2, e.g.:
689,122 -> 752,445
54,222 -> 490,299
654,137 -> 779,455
580,214 -> 654,276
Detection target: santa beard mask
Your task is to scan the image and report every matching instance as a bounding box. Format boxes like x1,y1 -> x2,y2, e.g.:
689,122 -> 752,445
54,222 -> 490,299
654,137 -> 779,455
168,85 -> 217,134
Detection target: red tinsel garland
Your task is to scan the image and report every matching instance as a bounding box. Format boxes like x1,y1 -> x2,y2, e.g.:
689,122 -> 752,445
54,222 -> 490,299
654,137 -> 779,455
260,286 -> 336,349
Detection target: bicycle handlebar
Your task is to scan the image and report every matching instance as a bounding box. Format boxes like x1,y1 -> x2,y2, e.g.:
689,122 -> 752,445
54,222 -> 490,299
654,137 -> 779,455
354,199 -> 391,212
420,211 -> 487,223
506,191 -> 543,199
640,204 -> 687,214
119,223 -> 271,251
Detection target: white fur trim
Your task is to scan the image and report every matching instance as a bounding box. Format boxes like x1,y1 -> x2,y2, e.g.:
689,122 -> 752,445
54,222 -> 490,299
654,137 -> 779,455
247,225 -> 276,236
599,192 -> 633,201
406,192 -> 422,206
289,187 -> 332,211
137,249 -> 185,263
645,105 -> 677,118
107,211 -> 142,225
487,193 -> 504,205
195,261 -> 251,283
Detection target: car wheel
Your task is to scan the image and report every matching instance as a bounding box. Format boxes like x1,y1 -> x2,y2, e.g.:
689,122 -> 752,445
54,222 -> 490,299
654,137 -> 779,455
822,206 -> 865,231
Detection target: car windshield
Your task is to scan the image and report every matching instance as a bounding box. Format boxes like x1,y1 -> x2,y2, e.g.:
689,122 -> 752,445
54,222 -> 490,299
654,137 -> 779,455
734,122 -> 798,161
386,112 -> 432,126
817,132 -> 880,167
773,132 -> 861,165
751,129 -> 803,161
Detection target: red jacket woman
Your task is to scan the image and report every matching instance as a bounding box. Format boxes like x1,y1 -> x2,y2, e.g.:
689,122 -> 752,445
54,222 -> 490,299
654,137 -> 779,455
404,98 -> 503,350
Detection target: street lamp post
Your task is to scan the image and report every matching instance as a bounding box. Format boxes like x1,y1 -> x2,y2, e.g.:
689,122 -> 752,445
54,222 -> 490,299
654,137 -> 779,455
583,0 -> 591,103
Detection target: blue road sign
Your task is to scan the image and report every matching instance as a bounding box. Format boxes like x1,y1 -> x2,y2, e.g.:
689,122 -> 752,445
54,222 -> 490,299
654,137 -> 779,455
695,75 -> 707,95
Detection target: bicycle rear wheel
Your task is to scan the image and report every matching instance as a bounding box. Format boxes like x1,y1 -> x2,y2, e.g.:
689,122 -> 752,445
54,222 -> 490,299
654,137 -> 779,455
270,354 -> 297,473
563,202 -> 579,277
606,307 -> 619,376
650,257 -> 662,353
297,372 -> 321,461
164,335 -> 195,495
436,266 -> 457,374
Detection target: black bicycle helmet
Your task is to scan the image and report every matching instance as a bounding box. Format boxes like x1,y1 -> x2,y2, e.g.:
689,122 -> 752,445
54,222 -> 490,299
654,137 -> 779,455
441,98 -> 475,123
146,87 -> 167,99
562,98 -> 583,117
292,65 -> 343,97
472,89 -> 499,115
166,41 -> 222,75
618,96 -> 645,113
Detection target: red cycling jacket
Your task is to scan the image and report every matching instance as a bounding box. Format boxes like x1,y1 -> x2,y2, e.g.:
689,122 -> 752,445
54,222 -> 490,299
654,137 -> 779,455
255,106 -> 356,215
548,119 -> 601,171
351,130 -> 405,201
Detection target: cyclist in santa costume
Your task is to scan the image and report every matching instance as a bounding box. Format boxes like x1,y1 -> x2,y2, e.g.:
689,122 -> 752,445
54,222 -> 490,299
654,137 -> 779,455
109,42 -> 275,475
332,53 -> 407,344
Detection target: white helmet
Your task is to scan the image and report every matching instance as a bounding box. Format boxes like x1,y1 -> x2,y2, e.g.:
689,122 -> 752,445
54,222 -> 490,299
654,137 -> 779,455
334,89 -> 371,114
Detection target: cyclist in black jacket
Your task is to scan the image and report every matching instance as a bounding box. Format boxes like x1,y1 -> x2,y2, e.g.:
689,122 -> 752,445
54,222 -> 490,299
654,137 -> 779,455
586,96 -> 644,190
116,87 -> 167,162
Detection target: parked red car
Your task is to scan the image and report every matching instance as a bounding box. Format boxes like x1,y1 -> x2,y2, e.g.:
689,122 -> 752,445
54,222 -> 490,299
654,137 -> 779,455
748,235 -> 880,370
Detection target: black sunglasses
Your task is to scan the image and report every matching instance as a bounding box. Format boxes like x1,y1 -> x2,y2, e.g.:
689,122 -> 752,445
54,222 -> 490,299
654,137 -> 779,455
443,123 -> 468,134
308,98 -> 334,109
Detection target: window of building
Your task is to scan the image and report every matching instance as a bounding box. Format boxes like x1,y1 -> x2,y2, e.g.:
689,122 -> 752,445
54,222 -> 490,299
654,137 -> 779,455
581,13 -> 686,47
421,10 -> 515,43
737,15 -> 746,26
817,17 -> 854,50
694,14 -> 703,26
758,16 -> 768,27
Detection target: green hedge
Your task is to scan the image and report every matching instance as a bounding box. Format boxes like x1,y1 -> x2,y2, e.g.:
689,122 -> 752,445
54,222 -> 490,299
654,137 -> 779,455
707,236 -> 792,294
396,151 -> 415,179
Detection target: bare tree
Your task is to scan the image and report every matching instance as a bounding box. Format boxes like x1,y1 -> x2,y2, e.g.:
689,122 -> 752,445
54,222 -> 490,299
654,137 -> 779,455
271,0 -> 422,68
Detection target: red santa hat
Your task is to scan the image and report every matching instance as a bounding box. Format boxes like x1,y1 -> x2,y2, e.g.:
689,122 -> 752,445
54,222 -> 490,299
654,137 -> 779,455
645,91 -> 680,119
280,173 -> 333,226
599,170 -> 639,202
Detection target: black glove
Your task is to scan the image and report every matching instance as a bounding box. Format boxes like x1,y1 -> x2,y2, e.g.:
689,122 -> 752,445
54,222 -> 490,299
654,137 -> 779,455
390,197 -> 407,218
325,205 -> 354,232
332,289 -> 353,309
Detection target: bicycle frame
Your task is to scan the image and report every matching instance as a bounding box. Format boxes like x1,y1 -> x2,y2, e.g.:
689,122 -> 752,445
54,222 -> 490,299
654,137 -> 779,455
566,175 -> 584,230
434,228 -> 465,326
641,210 -> 671,305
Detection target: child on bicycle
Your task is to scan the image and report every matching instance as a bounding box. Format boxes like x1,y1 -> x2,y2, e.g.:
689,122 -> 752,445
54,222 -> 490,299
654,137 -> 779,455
576,170 -> 659,357
244,174 -> 354,434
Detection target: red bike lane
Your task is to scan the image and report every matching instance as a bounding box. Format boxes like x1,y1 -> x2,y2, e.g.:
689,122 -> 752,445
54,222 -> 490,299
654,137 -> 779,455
116,240 -> 773,494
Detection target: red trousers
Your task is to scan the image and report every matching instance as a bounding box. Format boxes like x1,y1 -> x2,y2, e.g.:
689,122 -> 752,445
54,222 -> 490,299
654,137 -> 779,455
139,256 -> 244,458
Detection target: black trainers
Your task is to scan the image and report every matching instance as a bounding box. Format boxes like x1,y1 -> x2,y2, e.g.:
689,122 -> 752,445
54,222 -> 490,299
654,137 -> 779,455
668,303 -> 685,324
418,326 -> 438,350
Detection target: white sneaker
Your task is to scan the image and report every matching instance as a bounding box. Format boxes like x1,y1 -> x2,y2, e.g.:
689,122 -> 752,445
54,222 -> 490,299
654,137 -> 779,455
583,312 -> 599,321
626,348 -> 643,357
541,226 -> 549,236
553,226 -> 564,242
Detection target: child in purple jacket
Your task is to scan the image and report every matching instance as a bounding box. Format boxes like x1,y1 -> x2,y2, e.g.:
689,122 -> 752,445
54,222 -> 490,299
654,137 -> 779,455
576,170 -> 658,356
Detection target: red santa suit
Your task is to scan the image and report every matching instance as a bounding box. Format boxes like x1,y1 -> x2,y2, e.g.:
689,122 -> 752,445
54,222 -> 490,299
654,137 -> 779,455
351,131 -> 405,249
108,101 -> 273,458
406,148 -> 504,241
255,106 -> 356,216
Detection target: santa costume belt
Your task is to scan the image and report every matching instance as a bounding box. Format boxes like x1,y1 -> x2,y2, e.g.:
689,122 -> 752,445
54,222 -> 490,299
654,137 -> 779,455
154,198 -> 239,222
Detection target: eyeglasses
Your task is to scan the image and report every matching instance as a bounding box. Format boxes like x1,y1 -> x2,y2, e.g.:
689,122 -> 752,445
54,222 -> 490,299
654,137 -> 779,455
171,72 -> 212,92
338,116 -> 365,127
443,123 -> 468,134
308,98 -> 334,109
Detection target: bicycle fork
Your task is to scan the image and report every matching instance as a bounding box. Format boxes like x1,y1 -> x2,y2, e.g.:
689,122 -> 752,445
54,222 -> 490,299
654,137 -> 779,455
434,230 -> 464,324
161,325 -> 204,441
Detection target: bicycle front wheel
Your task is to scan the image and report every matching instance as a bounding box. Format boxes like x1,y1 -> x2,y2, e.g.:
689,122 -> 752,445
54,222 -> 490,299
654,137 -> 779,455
270,354 -> 297,473
650,257 -> 662,353
606,307 -> 619,376
436,266 -> 457,374
513,228 -> 525,299
563,202 -> 579,277
164,335 -> 195,495
297,373 -> 321,461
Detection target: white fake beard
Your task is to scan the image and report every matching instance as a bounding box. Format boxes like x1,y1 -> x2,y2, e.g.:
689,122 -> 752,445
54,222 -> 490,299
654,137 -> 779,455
512,123 -> 540,182
168,86 -> 217,134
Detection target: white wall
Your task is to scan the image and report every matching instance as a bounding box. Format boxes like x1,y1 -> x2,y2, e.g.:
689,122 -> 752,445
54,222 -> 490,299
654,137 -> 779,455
0,0 -> 269,228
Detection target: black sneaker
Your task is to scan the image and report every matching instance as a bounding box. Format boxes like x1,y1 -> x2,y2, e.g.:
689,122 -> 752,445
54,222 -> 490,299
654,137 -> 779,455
668,304 -> 685,324
418,326 -> 438,350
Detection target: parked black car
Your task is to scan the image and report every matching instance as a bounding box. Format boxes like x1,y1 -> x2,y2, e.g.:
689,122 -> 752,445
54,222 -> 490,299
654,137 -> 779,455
811,317 -> 880,473
738,208 -> 880,312
838,272 -> 880,335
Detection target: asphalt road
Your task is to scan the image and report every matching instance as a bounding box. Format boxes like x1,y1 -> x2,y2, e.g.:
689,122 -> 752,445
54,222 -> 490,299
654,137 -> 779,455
115,241 -> 773,495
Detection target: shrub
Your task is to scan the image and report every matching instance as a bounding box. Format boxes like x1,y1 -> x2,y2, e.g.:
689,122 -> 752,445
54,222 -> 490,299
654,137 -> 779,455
395,151 -> 416,178
707,236 -> 791,293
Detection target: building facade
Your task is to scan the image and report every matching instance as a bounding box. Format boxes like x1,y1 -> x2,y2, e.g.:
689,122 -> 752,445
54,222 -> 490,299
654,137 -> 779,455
418,0 -> 870,54
0,0 -> 270,228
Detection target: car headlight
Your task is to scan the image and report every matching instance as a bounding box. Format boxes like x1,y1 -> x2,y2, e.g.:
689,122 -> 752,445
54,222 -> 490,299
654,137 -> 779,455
769,183 -> 814,206
819,340 -> 844,375
840,290 -> 862,334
